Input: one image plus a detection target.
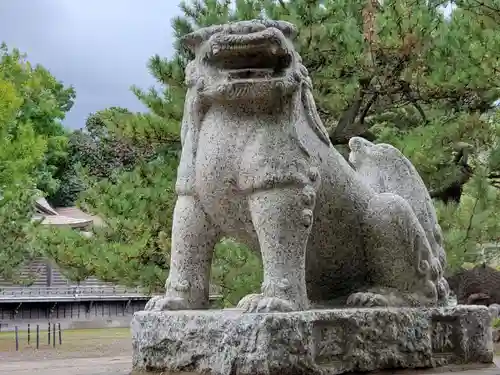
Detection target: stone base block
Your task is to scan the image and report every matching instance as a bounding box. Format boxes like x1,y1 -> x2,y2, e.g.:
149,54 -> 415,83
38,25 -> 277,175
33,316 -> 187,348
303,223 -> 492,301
131,306 -> 493,375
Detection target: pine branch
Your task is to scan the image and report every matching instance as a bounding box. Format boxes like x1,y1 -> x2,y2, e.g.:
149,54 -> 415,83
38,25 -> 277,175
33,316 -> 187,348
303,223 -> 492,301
462,197 -> 480,249
400,80 -> 428,123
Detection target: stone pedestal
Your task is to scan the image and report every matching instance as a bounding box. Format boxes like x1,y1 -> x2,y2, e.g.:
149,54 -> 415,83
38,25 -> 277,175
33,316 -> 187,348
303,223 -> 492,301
131,306 -> 493,375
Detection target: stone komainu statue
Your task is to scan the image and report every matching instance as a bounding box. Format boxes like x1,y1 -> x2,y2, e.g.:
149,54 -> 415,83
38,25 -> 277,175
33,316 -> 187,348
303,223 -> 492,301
145,19 -> 449,312
447,264 -> 500,305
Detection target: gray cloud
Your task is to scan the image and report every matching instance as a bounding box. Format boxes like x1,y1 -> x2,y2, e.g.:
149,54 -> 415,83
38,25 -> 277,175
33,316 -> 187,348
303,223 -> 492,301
0,0 -> 181,128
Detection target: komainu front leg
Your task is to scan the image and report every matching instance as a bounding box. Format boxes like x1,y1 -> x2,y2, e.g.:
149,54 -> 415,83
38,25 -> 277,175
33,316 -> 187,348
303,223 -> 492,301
145,195 -> 219,311
237,186 -> 316,313
347,193 -> 439,308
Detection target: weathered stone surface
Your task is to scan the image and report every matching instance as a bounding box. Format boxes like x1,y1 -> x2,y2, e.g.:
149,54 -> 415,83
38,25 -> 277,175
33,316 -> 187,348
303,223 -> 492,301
146,18 -> 449,314
348,136 -> 450,303
131,306 -> 493,375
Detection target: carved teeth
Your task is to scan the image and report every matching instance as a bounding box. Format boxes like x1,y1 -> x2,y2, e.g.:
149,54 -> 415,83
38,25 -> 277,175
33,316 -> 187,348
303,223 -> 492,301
210,42 -> 285,57
226,69 -> 274,80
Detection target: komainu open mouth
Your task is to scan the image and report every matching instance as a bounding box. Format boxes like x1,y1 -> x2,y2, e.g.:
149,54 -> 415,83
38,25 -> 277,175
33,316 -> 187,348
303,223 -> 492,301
206,30 -> 292,81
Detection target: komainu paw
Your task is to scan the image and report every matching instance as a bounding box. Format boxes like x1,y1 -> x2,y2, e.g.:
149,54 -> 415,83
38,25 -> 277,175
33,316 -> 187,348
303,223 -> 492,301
236,293 -> 298,313
346,287 -> 435,308
144,295 -> 190,311
346,292 -> 391,307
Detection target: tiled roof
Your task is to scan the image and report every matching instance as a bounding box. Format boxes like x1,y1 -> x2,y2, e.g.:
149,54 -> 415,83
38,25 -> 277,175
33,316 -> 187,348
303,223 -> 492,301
33,198 -> 99,229
35,197 -> 59,215
38,214 -> 92,228
55,207 -> 104,227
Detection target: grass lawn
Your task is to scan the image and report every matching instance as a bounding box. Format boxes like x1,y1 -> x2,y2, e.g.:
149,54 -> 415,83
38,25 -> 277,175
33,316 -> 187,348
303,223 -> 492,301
0,327 -> 132,361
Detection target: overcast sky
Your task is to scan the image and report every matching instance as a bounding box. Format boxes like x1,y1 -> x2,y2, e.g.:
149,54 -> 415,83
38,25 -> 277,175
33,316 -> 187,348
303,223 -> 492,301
0,1 -> 454,130
0,0 -> 181,129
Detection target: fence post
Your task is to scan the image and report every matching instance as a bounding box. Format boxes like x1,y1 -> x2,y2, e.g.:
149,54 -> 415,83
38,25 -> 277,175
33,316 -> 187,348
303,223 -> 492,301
48,322 -> 51,345
15,326 -> 19,351
36,324 -> 39,350
27,323 -> 30,345
52,323 -> 55,348
58,323 -> 62,345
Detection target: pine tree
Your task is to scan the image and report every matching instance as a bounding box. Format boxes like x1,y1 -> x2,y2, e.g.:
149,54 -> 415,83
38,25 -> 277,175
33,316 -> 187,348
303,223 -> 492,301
130,0 -> 500,271
38,0 -> 500,299
119,1 -> 500,193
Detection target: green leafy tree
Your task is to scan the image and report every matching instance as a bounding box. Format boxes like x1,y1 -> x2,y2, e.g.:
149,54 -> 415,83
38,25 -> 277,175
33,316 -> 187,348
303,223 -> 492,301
0,43 -> 79,282
0,75 -> 47,282
0,43 -> 75,200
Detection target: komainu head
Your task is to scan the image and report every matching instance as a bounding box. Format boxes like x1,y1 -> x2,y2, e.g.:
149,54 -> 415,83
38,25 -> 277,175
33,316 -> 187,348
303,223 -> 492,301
180,19 -> 303,101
